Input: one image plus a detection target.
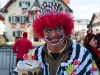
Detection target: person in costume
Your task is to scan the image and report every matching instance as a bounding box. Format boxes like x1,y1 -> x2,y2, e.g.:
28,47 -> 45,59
83,34 -> 100,70
13,2 -> 100,75
96,33 -> 100,46
12,32 -> 33,65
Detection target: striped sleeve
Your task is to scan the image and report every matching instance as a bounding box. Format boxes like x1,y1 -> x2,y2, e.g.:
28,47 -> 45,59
77,48 -> 100,75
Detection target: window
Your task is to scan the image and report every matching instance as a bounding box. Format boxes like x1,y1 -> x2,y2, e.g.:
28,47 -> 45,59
20,16 -> 26,23
22,1 -> 28,8
12,16 -> 17,23
13,31 -> 15,37
8,16 -> 17,23
9,16 -> 28,24
19,1 -> 30,8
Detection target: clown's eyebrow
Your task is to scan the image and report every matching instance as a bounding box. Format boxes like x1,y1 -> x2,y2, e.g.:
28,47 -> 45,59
44,28 -> 50,32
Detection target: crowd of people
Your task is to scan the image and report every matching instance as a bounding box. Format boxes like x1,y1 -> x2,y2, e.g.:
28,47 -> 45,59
12,1 -> 100,75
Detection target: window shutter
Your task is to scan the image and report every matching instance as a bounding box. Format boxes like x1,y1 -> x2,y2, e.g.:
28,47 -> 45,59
17,16 -> 20,23
15,16 -> 17,23
19,1 -> 22,7
13,31 -> 15,37
26,16 -> 29,23
9,16 -> 11,23
28,1 -> 30,7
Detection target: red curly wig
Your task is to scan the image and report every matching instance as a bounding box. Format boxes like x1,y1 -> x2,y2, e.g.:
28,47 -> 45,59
33,11 -> 74,39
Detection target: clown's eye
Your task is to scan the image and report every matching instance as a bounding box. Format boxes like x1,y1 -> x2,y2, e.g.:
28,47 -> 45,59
55,26 -> 62,32
56,29 -> 61,32
44,28 -> 52,33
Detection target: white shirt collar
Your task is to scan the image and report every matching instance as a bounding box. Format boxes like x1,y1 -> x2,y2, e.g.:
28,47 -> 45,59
47,41 -> 67,53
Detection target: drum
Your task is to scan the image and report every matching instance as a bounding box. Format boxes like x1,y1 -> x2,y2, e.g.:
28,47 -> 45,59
17,60 -> 42,75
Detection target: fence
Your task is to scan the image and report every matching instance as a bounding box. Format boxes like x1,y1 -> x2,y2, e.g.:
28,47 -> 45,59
0,43 -> 43,75
0,46 -> 16,75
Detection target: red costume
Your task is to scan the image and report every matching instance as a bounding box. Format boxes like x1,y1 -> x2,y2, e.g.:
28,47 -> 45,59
12,32 -> 33,59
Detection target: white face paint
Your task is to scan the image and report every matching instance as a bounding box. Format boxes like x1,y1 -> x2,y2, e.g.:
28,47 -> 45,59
43,26 -> 65,46
44,33 -> 65,46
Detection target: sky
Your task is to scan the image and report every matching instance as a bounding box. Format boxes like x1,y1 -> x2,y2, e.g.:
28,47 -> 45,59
70,0 -> 100,20
0,0 -> 8,8
0,0 -> 100,20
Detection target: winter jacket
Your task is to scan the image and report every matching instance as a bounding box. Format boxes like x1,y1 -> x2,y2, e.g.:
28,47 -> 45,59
13,41 -> 100,75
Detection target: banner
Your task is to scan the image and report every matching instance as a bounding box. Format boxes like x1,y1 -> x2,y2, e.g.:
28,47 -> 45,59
11,25 -> 16,28
20,24 -> 25,28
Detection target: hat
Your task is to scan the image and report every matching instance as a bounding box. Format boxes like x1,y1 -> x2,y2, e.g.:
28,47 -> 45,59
33,2 -> 74,39
40,2 -> 63,14
23,32 -> 27,38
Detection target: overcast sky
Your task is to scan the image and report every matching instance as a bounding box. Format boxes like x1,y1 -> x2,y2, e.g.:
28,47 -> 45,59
0,0 -> 100,20
0,0 -> 8,8
70,0 -> 100,20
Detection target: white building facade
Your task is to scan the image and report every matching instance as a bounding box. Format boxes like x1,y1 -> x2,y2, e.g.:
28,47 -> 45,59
72,19 -> 89,41
89,13 -> 100,34
2,0 -> 73,42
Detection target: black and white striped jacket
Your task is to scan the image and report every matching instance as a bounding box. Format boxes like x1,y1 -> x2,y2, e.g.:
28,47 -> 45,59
13,42 -> 100,75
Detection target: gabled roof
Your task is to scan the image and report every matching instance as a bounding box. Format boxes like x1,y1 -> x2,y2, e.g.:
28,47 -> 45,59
1,0 -> 16,13
58,0 -> 73,13
32,0 -> 40,8
90,12 -> 100,24
29,0 -> 40,11
1,0 -> 73,13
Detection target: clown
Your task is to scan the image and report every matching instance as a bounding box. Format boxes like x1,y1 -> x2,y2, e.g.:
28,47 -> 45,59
13,2 -> 100,75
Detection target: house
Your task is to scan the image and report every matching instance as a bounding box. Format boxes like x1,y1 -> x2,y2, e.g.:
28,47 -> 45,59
88,12 -> 100,34
1,0 -> 73,42
72,19 -> 90,41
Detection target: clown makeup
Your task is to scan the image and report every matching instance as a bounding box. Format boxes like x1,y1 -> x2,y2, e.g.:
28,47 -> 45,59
43,26 -> 65,46
44,26 -> 63,34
